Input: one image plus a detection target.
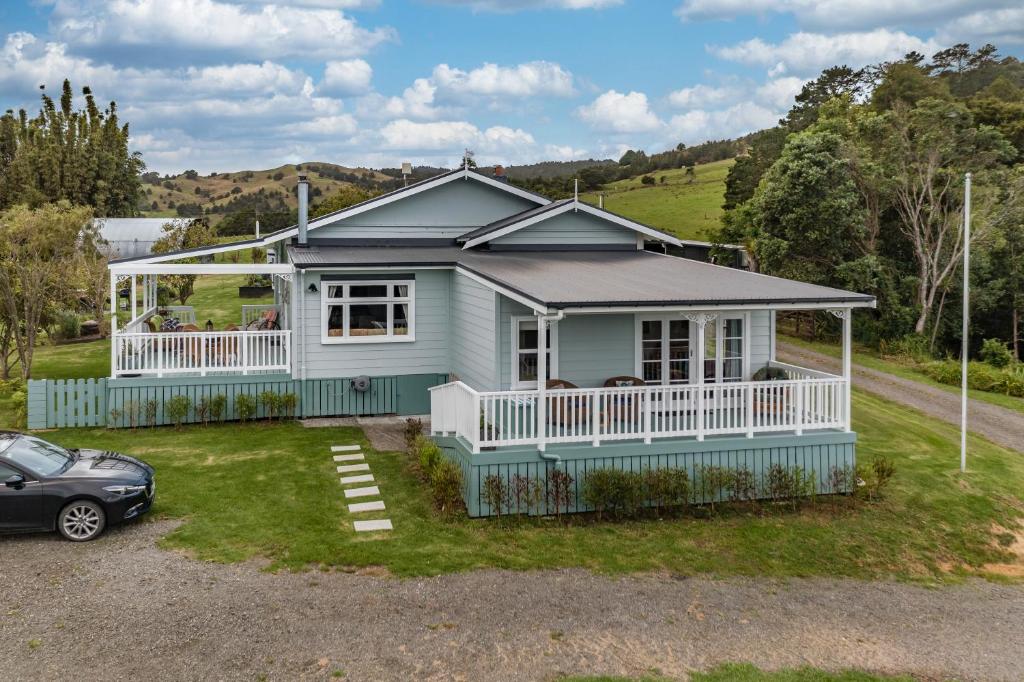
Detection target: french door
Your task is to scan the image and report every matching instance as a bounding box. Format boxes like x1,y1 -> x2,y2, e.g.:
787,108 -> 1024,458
638,314 -> 746,385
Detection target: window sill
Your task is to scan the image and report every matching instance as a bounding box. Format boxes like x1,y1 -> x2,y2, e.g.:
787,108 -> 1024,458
321,336 -> 416,345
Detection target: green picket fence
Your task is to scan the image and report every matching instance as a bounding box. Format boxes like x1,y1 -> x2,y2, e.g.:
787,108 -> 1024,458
26,373 -> 447,429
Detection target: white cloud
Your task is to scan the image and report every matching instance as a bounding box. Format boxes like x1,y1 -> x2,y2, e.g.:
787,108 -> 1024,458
377,119 -> 535,154
320,59 -> 373,96
675,0 -> 1016,32
356,78 -> 443,120
712,30 -> 939,76
51,0 -> 396,62
668,102 -> 780,144
543,144 -> 588,161
667,83 -> 743,109
936,8 -> 1024,46
286,115 -> 359,137
430,0 -> 622,11
432,61 -> 575,98
577,90 -> 663,133
755,76 -> 805,109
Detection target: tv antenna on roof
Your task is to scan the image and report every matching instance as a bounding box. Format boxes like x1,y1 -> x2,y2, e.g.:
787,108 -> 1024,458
401,161 -> 412,187
463,148 -> 475,171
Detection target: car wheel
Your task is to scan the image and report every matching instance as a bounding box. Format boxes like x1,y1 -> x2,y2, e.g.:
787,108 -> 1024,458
58,501 -> 106,542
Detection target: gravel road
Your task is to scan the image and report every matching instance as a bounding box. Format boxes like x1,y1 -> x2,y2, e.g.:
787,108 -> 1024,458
777,342 -> 1024,453
2,521 -> 1023,681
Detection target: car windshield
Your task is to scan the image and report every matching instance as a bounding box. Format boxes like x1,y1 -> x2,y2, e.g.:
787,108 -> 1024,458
0,436 -> 74,477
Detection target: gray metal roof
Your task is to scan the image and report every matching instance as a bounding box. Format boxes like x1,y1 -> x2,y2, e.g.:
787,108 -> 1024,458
95,218 -> 189,258
286,245 -> 875,309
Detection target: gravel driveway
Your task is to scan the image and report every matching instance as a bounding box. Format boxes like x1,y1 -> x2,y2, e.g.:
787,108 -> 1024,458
777,342 -> 1024,453
2,521 -> 1023,681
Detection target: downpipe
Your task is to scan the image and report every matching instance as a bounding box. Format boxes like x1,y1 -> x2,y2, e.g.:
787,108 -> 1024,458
537,310 -> 565,462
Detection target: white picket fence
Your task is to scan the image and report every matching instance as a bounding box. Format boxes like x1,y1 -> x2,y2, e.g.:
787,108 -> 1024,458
113,330 -> 291,376
430,375 -> 847,453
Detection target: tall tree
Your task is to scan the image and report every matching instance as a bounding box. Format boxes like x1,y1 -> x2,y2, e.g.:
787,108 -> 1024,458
879,98 -> 1013,334
0,202 -> 95,378
150,219 -> 217,305
0,80 -> 144,216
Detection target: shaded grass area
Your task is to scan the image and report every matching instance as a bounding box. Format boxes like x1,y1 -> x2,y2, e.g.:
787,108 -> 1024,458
562,663 -> 915,681
782,334 -> 1024,416
36,388 -> 1024,581
580,159 -> 733,241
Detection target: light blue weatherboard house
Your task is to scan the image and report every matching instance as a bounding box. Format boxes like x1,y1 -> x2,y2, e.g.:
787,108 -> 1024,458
40,166 -> 874,516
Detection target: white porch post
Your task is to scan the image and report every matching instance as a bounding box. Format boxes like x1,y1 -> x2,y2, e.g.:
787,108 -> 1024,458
537,313 -> 548,452
130,274 -> 137,320
109,272 -> 117,376
829,307 -> 853,432
684,313 -> 715,442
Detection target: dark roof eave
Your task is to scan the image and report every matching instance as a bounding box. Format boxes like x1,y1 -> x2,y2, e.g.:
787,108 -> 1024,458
549,297 -> 877,309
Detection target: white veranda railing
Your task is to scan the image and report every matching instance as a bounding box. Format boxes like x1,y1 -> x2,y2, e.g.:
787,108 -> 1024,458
430,375 -> 847,453
113,330 -> 291,377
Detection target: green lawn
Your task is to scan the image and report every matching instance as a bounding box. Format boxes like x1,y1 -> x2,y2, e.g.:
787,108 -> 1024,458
563,663 -> 916,682
34,388 -> 1024,581
782,334 -> 1024,416
580,159 -> 733,241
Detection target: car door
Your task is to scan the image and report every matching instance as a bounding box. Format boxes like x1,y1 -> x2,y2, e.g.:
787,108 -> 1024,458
0,461 -> 43,531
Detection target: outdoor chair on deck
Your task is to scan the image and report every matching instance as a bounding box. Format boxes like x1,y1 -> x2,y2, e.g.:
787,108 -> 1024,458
602,375 -> 646,425
545,379 -> 602,430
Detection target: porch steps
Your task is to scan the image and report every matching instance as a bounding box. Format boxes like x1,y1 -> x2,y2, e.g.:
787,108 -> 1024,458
337,463 -> 370,473
333,453 -> 365,462
340,474 -> 375,484
353,519 -> 393,532
331,445 -> 362,452
348,500 -> 386,513
344,486 -> 380,499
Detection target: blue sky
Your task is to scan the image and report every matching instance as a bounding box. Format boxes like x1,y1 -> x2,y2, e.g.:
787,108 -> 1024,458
1,1 -> 1021,173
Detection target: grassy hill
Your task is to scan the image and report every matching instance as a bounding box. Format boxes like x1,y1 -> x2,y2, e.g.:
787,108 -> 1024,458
580,158 -> 733,241
139,162 -> 396,224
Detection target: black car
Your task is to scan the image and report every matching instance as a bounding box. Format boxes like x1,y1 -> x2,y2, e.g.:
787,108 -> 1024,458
0,432 -> 155,542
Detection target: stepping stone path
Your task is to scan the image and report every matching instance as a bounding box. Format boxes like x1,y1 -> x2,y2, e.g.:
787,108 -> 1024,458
332,443 -> 392,534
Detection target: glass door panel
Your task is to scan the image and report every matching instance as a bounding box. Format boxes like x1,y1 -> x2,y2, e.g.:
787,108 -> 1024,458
641,320 -> 663,384
668,319 -> 690,384
703,319 -> 718,383
723,317 -> 744,381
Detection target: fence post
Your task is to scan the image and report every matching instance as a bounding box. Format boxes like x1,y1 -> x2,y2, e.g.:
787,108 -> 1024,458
591,389 -> 600,446
241,332 -> 249,376
470,391 -> 481,454
156,334 -> 163,378
643,389 -> 652,444
746,382 -> 754,438
795,382 -> 804,435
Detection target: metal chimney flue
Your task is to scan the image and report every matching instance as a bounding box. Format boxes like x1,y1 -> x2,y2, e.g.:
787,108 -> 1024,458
297,174 -> 309,245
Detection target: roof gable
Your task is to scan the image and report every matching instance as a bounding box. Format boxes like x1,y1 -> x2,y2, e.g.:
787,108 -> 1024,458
458,200 -> 683,249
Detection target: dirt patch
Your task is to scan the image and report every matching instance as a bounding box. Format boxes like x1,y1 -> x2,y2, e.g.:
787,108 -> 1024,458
983,523 -> 1024,577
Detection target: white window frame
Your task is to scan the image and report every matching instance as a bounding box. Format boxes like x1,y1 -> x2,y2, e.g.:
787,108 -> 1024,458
320,279 -> 415,344
511,315 -> 558,389
634,315 -> 692,386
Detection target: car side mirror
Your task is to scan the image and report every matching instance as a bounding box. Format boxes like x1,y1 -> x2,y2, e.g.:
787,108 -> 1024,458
4,474 -> 25,489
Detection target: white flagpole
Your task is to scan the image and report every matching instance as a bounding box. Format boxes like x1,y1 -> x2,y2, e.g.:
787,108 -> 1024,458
960,172 -> 971,474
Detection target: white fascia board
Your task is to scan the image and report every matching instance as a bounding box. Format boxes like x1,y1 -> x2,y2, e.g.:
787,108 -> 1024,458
114,231 -> 293,266
454,266 -> 548,314
461,202 -> 574,249
109,263 -> 294,275
556,301 -> 875,314
304,170 -> 549,234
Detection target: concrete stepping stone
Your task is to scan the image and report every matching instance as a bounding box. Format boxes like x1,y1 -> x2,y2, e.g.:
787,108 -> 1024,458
337,463 -> 370,473
331,445 -> 361,452
340,474 -> 374,484
353,519 -> 392,532
348,500 -> 386,513
344,486 -> 380,499
332,453 -> 365,462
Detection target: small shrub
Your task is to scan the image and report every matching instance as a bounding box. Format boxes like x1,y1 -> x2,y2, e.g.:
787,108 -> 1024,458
795,467 -> 818,508
196,396 -> 212,426
697,465 -> 732,513
430,459 -> 464,516
643,468 -> 672,516
582,468 -> 644,520
879,334 -> 931,363
165,395 -> 192,430
404,418 -> 424,453
108,408 -> 123,429
258,390 -> 280,421
726,467 -> 758,503
123,400 -> 141,430
828,465 -> 854,496
143,399 -> 158,428
864,456 -> 896,500
279,392 -> 298,419
764,463 -> 798,504
9,385 -> 27,429
582,468 -> 618,520
546,468 -> 574,520
0,378 -> 24,398
51,310 -> 81,341
414,435 -> 441,478
980,338 -> 1013,368
236,394 -> 257,423
663,468 -> 691,513
482,474 -> 507,518
509,474 -> 536,516
208,394 -> 227,422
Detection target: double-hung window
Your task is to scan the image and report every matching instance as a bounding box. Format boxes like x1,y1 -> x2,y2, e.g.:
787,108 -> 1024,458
512,317 -> 557,389
321,279 -> 414,344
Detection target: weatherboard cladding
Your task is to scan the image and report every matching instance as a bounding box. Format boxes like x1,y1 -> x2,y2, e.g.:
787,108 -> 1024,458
286,245 -> 876,308
488,208 -> 638,246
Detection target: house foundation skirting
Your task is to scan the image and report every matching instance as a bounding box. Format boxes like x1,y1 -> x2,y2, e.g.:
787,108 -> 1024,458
434,431 -> 857,518
27,373 -> 448,429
